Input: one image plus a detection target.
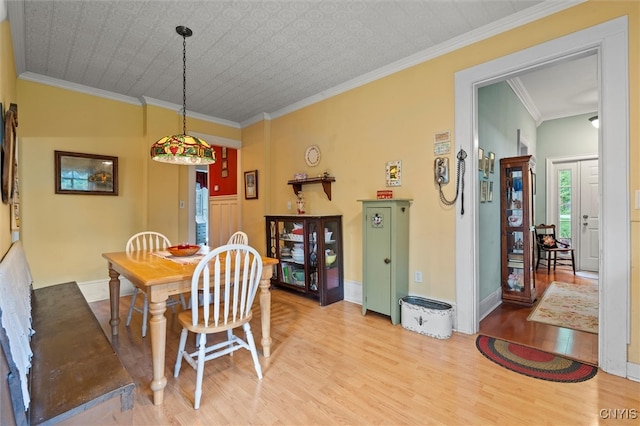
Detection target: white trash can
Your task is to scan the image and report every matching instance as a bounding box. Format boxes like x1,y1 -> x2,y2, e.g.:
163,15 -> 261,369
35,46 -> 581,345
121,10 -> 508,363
399,296 -> 453,339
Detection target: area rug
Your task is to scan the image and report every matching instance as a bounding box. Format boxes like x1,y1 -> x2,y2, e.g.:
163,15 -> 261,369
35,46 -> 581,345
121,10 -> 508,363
476,335 -> 597,382
527,281 -> 598,334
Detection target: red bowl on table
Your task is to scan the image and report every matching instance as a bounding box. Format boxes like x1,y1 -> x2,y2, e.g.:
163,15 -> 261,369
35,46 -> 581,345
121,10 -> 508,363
167,244 -> 200,257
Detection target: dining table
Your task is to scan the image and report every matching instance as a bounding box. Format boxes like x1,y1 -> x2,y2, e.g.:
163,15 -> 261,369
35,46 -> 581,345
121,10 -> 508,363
102,248 -> 279,406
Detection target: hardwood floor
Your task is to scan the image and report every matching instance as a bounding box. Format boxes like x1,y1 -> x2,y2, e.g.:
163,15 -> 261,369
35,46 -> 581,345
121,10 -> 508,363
89,282 -> 638,425
480,267 -> 599,365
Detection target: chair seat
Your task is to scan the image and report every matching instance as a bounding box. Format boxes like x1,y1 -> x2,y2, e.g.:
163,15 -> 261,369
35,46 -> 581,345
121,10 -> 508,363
177,307 -> 252,334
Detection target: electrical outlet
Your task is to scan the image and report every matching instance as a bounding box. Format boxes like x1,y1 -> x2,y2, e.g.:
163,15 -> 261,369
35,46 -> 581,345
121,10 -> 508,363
287,201 -> 292,210
415,271 -> 423,283
179,200 -> 185,209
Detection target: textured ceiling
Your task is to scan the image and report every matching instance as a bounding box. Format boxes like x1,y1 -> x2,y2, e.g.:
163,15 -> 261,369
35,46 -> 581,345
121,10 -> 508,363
8,0 -> 593,126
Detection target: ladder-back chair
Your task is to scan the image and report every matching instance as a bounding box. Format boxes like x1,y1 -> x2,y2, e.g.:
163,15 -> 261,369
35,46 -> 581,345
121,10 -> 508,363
533,224 -> 576,274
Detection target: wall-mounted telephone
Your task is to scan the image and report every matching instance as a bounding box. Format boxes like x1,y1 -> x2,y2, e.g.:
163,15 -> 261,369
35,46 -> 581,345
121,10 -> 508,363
434,158 -> 449,184
436,149 -> 467,215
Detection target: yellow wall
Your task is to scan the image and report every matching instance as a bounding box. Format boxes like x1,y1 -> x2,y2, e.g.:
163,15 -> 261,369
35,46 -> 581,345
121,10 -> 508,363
16,84 -> 240,287
240,119 -> 271,253
6,1 -> 639,363
0,21 -> 16,255
18,81 -> 145,285
243,1 -> 639,361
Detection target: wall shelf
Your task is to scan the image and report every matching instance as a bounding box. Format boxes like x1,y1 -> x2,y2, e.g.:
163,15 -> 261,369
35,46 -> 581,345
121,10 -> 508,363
287,177 -> 336,200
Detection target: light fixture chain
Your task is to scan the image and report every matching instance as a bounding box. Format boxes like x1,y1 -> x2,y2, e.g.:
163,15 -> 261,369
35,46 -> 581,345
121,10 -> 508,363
182,33 -> 187,135
182,35 -> 187,135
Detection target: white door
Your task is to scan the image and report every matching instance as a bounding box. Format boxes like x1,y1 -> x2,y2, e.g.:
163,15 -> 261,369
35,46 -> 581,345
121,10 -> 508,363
579,159 -> 599,271
548,156 -> 599,272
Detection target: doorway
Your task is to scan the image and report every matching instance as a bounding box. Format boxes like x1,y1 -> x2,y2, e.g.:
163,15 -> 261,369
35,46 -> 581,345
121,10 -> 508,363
547,156 -> 599,272
454,17 -> 630,377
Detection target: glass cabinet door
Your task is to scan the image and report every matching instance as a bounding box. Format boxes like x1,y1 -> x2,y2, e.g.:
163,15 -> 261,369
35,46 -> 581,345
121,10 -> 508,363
505,166 -> 525,293
276,219 -> 306,288
500,156 -> 536,305
321,217 -> 341,292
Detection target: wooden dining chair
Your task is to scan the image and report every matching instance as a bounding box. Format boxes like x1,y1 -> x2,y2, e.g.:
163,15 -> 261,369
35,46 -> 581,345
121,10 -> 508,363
189,231 -> 249,309
533,224 -> 576,274
227,231 -> 248,245
125,232 -> 187,337
174,244 -> 263,409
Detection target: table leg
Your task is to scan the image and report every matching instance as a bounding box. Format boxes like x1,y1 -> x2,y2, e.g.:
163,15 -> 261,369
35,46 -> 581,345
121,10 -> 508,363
259,268 -> 272,357
148,299 -> 167,405
108,264 -> 121,336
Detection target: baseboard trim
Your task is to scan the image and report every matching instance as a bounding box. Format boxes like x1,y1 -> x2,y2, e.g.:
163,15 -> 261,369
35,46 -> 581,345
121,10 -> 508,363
344,279 -> 362,305
77,278 -> 135,303
479,288 -> 502,321
627,362 -> 640,382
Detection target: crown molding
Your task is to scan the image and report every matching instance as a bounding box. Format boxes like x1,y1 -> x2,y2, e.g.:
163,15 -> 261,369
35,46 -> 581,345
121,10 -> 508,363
20,72 -> 141,105
141,96 -> 241,128
10,0 -> 585,126
269,1 -> 585,120
507,77 -> 542,125
240,112 -> 272,128
18,74 -> 241,128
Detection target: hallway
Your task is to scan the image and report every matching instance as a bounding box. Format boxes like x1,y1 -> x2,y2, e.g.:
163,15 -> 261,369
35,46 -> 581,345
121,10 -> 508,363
479,267 -> 598,365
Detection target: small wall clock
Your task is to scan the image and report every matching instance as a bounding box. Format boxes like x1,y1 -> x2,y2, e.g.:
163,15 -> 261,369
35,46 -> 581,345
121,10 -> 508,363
305,145 -> 320,167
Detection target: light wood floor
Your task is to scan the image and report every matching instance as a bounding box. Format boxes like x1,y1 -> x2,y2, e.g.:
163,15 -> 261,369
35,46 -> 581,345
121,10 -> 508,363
89,284 -> 638,425
480,267 -> 599,365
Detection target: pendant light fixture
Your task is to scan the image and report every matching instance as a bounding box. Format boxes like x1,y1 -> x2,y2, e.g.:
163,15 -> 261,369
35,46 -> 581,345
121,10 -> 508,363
150,26 -> 216,165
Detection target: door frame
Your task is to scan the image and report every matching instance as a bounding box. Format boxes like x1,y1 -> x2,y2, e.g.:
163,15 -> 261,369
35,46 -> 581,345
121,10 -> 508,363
546,154 -> 598,271
188,132 -> 243,245
454,17 -> 629,377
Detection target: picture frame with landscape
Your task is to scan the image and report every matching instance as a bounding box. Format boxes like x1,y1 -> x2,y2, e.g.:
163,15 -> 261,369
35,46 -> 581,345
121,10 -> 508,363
54,151 -> 118,196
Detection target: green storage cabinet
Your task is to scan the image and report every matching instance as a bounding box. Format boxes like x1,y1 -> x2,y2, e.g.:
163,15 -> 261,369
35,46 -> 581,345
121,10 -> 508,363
359,199 -> 412,325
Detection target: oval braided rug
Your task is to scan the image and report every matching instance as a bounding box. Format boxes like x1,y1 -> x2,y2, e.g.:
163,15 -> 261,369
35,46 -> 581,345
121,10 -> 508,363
476,335 -> 597,382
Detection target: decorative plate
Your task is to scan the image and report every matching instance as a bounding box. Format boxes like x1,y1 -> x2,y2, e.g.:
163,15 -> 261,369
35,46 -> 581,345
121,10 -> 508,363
305,145 -> 320,167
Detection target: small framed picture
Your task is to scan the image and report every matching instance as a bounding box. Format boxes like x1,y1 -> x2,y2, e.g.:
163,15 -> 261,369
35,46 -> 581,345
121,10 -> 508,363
483,156 -> 490,178
488,152 -> 495,173
244,170 -> 258,199
222,146 -> 227,159
480,180 -> 488,202
488,181 -> 494,202
385,160 -> 402,187
478,148 -> 484,171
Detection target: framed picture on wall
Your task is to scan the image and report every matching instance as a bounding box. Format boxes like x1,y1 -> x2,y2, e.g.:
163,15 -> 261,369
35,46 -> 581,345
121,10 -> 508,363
483,156 -> 489,178
478,148 -> 484,171
244,170 -> 258,199
480,180 -> 488,202
54,151 -> 118,196
488,152 -> 495,173
385,160 -> 402,187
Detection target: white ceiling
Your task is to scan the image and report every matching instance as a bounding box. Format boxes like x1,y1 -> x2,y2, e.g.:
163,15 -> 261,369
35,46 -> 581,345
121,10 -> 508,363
7,0 -> 595,126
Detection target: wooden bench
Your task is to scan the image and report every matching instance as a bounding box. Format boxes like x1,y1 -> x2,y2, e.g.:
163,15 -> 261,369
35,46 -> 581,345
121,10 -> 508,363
0,242 -> 134,425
